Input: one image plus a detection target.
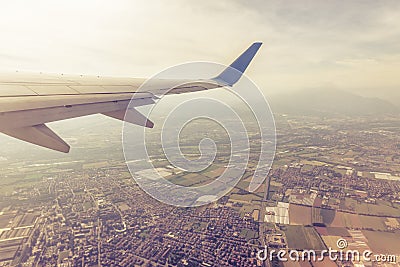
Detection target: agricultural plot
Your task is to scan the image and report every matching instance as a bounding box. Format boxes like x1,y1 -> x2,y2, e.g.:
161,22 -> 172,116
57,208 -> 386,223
330,212 -> 358,228
282,225 -> 326,251
343,197 -> 400,216
363,230 -> 400,254
289,204 -> 312,225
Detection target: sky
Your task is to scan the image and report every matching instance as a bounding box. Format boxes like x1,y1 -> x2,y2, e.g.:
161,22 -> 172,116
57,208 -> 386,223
0,0 -> 399,102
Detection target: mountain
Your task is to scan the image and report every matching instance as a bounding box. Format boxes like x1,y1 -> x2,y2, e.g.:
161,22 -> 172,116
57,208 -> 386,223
268,88 -> 399,116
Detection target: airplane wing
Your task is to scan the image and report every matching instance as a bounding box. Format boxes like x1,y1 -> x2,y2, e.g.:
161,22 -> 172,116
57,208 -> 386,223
0,42 -> 262,152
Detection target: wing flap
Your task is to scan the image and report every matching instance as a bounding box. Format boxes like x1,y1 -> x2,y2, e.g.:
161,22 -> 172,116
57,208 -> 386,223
0,92 -> 154,113
0,97 -> 155,129
103,108 -> 154,128
1,124 -> 70,153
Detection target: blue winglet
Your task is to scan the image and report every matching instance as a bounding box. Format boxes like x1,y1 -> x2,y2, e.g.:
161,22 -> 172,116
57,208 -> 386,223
212,42 -> 262,86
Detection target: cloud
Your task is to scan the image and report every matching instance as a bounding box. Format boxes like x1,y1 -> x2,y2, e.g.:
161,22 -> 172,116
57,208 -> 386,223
0,0 -> 399,101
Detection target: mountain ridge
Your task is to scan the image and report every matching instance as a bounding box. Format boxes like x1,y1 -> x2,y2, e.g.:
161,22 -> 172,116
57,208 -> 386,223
268,88 -> 399,116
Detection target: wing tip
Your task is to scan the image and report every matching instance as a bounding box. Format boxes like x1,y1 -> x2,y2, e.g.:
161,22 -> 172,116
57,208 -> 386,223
212,42 -> 263,86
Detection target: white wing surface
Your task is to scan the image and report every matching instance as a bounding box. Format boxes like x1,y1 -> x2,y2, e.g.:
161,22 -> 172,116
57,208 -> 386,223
0,42 -> 262,152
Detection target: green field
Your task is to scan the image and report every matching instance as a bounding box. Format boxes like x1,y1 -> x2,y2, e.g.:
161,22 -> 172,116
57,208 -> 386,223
344,198 -> 400,216
239,229 -> 258,241
229,193 -> 262,203
0,173 -> 43,195
282,225 -> 326,251
316,208 -> 336,225
359,216 -> 387,230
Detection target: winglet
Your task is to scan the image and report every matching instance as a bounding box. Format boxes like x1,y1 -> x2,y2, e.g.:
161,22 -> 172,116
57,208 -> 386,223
212,42 -> 262,86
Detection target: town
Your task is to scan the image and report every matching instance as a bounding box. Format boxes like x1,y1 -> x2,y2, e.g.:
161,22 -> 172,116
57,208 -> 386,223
0,114 -> 400,266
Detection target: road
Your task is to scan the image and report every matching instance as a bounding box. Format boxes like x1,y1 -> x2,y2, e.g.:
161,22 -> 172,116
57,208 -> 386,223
259,176 -> 271,267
